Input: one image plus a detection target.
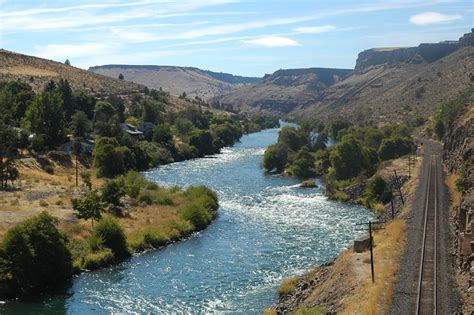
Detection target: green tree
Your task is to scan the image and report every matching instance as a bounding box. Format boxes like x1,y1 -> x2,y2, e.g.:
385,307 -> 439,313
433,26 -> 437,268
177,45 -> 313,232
287,147 -> 315,178
64,59 -> 71,65
0,212 -> 72,298
72,190 -> 105,227
189,130 -> 214,157
153,124 -> 174,149
175,118 -> 194,136
91,216 -> 130,260
24,92 -> 66,148
81,170 -> 92,190
330,138 -> 365,179
118,73 -> 124,80
142,100 -> 163,124
57,79 -> 75,122
277,126 -> 307,152
263,143 -> 288,173
365,175 -> 388,203
94,101 -> 116,123
0,123 -> 19,190
101,180 -> 125,215
73,90 -> 96,119
93,137 -> 125,178
70,111 -> 92,138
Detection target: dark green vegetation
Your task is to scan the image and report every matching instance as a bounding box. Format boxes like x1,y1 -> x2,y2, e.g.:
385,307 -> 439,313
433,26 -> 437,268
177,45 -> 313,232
0,212 -> 72,298
263,119 -> 415,183
0,79 -> 278,181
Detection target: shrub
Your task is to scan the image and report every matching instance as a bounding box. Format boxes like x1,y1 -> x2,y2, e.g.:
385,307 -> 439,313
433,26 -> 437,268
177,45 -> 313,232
365,175 -> 387,203
0,212 -> 72,298
39,199 -> 49,207
123,171 -> 149,198
82,249 -> 114,270
130,229 -> 170,252
455,166 -> 469,193
278,277 -> 298,296
44,165 -> 54,174
91,216 -> 130,261
137,191 -> 154,205
378,137 -> 414,161
168,219 -> 194,237
47,150 -> 70,164
300,180 -> 317,188
101,179 -> 125,214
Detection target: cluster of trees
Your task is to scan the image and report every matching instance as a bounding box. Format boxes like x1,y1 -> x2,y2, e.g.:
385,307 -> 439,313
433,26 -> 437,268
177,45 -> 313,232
92,104 -> 245,178
0,78 -> 274,180
263,119 -> 415,180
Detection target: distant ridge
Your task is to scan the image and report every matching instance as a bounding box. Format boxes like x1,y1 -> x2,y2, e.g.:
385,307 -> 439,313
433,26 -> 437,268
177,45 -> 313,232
89,64 -> 260,100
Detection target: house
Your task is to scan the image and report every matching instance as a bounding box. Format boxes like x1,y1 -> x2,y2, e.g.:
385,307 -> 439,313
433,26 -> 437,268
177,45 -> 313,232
120,123 -> 144,140
139,122 -> 155,140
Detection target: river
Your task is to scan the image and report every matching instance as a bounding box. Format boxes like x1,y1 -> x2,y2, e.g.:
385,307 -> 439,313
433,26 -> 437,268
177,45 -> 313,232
2,126 -> 373,314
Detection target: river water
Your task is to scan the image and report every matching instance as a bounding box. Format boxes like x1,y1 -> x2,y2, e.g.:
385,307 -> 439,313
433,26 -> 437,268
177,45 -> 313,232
2,126 -> 373,314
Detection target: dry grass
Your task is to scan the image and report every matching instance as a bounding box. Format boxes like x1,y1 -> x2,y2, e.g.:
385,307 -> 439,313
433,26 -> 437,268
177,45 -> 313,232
278,277 -> 299,296
341,219 -> 406,314
121,204 -> 181,238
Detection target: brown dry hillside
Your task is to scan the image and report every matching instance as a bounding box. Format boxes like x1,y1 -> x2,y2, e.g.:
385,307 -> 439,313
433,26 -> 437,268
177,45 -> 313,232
0,49 -> 143,95
215,67 -> 352,114
293,45 -> 474,125
89,65 -> 259,100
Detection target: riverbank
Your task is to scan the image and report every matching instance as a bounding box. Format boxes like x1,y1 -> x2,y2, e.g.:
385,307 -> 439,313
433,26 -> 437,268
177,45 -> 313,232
268,153 -> 422,314
0,154 -> 219,300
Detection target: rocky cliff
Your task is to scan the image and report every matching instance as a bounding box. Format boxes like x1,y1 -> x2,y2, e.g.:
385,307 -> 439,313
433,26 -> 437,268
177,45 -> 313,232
355,30 -> 474,72
442,96 -> 474,313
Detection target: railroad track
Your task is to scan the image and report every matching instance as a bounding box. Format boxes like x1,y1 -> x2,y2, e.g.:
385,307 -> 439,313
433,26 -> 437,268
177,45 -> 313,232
415,155 -> 438,315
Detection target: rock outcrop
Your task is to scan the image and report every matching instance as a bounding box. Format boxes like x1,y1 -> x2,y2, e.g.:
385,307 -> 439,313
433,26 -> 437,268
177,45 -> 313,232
355,30 -> 474,72
443,99 -> 474,312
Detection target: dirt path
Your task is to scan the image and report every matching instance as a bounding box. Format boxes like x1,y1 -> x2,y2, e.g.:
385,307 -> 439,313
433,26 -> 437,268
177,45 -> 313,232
390,140 -> 462,314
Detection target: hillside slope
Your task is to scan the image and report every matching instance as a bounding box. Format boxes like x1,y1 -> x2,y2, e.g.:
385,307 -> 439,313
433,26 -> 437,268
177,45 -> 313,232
89,65 -> 260,100
215,67 -> 352,113
0,50 -> 143,95
294,45 -> 474,125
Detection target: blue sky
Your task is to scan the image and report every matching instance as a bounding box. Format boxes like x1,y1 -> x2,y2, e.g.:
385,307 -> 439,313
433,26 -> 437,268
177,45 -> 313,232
0,0 -> 472,76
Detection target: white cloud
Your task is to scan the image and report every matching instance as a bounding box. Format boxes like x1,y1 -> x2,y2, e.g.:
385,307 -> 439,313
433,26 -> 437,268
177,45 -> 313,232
293,25 -> 336,34
409,12 -> 462,25
243,36 -> 300,47
34,43 -> 114,59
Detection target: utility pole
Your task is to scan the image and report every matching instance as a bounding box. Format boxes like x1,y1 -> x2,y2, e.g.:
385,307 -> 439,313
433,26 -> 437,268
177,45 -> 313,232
393,170 -> 405,205
356,221 -> 386,283
369,221 -> 374,283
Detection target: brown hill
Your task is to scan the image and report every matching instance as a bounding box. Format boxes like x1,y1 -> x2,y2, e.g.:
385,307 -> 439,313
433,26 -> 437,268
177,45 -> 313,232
215,29 -> 474,125
89,65 -> 260,100
293,44 -> 474,125
0,49 -> 143,95
215,67 -> 352,114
